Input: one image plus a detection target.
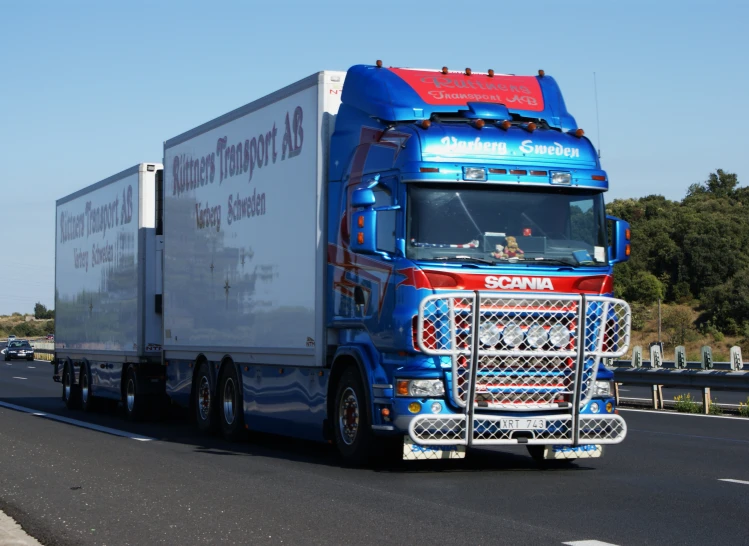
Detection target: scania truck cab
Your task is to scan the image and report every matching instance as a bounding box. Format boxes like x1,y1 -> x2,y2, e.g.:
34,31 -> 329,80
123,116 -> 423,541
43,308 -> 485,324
327,64 -> 631,461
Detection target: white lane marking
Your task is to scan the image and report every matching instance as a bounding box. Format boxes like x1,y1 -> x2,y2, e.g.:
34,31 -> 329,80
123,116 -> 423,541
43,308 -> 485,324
719,479 -> 749,486
27,366 -> 36,369
0,401 -> 154,441
562,540 -> 616,546
12,377 -> 27,380
619,407 -> 749,420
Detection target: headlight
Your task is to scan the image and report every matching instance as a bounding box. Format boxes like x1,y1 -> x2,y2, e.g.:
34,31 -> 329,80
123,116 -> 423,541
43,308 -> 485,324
548,324 -> 570,348
501,323 -> 524,347
479,321 -> 502,346
396,379 -> 445,397
594,380 -> 613,397
526,324 -> 548,348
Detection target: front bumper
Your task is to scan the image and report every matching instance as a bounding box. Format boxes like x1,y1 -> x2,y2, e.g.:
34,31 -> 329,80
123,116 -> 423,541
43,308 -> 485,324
408,412 -> 626,446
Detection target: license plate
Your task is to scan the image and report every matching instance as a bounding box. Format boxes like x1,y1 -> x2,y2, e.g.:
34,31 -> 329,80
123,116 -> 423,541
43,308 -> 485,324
500,418 -> 546,430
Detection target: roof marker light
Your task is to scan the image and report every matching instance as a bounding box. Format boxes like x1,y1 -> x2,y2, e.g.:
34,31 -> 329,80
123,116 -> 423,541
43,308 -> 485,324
524,122 -> 537,132
420,167 -> 440,173
538,69 -> 545,77
376,60 -> 383,68
474,119 -> 485,129
530,170 -> 547,176
499,120 -> 512,130
489,168 -> 507,174
465,68 -> 472,76
442,66 -> 449,74
420,119 -> 431,129
510,169 -> 527,175
574,128 -> 585,138
488,69 -> 495,77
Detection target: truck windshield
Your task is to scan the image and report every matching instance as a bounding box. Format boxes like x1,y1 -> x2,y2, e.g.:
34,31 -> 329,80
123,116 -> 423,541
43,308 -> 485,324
407,184 -> 608,266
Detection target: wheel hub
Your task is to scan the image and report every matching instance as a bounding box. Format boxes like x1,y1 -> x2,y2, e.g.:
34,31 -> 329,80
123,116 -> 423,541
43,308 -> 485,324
338,387 -> 359,446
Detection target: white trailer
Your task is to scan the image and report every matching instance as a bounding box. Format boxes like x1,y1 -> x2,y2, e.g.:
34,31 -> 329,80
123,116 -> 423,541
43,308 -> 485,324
54,163 -> 164,417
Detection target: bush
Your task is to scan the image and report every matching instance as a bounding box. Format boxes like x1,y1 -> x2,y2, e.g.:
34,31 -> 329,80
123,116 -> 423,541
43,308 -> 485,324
674,393 -> 700,413
707,398 -> 723,415
739,398 -> 749,418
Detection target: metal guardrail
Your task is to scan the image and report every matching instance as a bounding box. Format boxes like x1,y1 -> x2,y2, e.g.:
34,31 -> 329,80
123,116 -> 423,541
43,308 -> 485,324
610,345 -> 747,413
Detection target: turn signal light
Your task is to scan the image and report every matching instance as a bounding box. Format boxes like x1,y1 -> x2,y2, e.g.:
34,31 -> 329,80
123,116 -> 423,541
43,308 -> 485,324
396,380 -> 409,396
358,216 -> 364,228
592,175 -> 607,181
625,228 -> 631,241
625,244 -> 631,256
357,232 -> 364,244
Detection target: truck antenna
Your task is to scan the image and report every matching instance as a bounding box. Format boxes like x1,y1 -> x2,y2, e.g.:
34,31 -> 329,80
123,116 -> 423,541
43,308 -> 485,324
594,71 -> 601,159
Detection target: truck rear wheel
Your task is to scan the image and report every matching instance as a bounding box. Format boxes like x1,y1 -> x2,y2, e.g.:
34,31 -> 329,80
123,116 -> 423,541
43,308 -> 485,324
333,367 -> 374,466
124,367 -> 145,421
62,363 -> 80,410
218,364 -> 245,441
194,362 -> 216,433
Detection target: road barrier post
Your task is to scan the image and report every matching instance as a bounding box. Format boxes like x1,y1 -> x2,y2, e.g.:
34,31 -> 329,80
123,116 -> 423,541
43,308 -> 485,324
701,346 -> 713,370
730,346 -> 743,371
632,346 -> 643,368
675,346 -> 687,369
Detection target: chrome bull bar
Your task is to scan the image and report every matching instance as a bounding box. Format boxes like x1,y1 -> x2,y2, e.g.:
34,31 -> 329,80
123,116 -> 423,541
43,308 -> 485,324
414,292 -> 631,446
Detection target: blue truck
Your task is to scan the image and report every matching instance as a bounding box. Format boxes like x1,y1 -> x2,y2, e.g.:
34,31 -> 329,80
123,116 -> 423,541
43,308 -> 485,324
55,63 -> 632,464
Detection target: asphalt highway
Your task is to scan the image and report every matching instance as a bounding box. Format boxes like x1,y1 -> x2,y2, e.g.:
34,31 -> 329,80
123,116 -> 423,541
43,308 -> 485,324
1,361 -> 749,545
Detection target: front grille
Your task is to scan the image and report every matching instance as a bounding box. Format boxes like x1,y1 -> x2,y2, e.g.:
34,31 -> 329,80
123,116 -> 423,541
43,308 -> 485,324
417,293 -> 630,412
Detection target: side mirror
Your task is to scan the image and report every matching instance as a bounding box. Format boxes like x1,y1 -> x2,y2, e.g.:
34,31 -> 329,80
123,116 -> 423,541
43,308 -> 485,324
351,188 -> 376,208
606,215 -> 631,265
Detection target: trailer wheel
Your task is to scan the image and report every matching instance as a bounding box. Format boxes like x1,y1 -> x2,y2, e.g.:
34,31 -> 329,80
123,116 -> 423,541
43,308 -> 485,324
80,363 -> 96,412
218,364 -> 245,441
124,367 -> 145,421
194,361 -> 216,433
62,363 -> 80,410
332,367 -> 374,466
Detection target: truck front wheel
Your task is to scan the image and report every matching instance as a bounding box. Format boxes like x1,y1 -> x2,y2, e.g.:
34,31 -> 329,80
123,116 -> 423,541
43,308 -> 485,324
333,367 -> 374,466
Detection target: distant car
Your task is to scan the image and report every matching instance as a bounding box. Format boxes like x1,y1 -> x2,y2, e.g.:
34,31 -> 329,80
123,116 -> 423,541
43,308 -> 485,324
46,334 -> 54,341
5,340 -> 34,361
7,335 -> 16,344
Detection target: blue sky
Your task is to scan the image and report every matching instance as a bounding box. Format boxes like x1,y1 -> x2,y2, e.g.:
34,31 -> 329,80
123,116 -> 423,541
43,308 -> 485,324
1,0 -> 747,315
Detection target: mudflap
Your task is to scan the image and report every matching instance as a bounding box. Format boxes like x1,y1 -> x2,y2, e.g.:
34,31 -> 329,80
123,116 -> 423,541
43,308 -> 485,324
545,444 -> 603,460
403,437 -> 466,461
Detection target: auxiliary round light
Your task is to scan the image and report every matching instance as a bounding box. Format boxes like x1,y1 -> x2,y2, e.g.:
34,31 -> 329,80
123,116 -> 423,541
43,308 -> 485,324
501,323 -> 524,348
431,402 -> 442,414
590,402 -> 600,413
548,324 -> 571,348
606,402 -> 614,413
479,321 -> 502,346
526,324 -> 548,348
408,402 -> 422,414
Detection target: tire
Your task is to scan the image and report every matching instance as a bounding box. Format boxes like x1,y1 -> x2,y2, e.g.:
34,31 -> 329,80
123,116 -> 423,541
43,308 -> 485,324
218,363 -> 245,441
62,363 -> 80,410
80,363 -> 96,412
193,361 -> 216,433
123,366 -> 145,421
332,367 -> 374,466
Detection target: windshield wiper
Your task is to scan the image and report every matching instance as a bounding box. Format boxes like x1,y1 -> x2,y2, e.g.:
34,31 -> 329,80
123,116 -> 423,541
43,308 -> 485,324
431,255 -> 496,265
531,257 -> 581,266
